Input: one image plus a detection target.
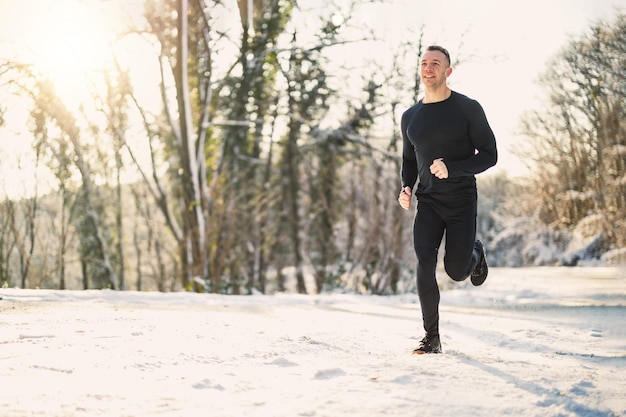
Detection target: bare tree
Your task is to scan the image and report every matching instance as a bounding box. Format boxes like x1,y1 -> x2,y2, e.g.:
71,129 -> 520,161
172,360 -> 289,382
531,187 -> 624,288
34,81 -> 119,289
519,12 -> 626,254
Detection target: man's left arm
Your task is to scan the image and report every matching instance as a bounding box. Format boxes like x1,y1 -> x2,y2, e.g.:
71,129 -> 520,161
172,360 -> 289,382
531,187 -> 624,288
446,100 -> 498,177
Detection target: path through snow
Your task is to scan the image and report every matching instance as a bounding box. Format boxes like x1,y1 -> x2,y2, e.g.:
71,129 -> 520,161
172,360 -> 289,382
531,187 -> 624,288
1,267 -> 625,416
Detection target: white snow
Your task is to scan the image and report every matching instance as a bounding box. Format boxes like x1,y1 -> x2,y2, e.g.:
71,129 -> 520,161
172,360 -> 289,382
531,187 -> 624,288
1,267 -> 625,417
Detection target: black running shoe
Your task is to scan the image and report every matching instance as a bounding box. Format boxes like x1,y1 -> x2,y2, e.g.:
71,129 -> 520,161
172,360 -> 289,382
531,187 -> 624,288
412,334 -> 442,355
471,240 -> 488,286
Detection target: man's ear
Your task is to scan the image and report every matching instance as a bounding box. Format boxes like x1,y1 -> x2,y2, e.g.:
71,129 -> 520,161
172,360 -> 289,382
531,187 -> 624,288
445,66 -> 453,78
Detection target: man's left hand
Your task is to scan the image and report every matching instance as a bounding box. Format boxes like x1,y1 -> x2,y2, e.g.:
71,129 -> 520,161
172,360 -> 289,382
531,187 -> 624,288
430,158 -> 448,179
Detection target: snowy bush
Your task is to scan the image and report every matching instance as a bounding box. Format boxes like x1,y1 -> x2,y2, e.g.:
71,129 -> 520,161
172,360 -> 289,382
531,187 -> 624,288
601,248 -> 626,265
570,214 -> 606,244
489,217 -> 562,267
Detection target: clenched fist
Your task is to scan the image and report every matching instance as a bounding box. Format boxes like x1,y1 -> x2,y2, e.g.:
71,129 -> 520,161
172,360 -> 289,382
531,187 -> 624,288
430,158 -> 448,179
398,186 -> 412,210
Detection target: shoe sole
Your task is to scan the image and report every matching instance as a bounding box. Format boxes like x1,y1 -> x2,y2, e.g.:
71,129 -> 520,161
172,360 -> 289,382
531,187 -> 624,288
471,242 -> 488,286
471,263 -> 488,286
412,349 -> 442,355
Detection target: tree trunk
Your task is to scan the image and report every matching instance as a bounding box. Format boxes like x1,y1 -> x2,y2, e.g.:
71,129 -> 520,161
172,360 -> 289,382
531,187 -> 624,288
285,115 -> 306,294
175,0 -> 207,288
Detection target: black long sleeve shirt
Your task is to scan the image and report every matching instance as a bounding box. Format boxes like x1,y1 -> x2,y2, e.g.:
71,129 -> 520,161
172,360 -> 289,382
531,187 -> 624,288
401,91 -> 498,200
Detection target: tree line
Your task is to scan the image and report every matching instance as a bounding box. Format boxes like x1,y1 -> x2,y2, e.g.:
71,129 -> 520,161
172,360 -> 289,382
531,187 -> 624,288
0,2 -> 624,293
486,11 -> 626,267
0,0 -> 423,293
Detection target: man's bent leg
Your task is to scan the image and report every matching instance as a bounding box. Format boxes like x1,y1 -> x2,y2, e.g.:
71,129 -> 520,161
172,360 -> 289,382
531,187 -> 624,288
413,201 -> 445,336
442,197 -> 478,281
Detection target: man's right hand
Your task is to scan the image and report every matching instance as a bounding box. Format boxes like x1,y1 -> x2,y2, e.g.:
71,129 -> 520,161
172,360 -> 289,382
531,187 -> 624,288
398,186 -> 412,210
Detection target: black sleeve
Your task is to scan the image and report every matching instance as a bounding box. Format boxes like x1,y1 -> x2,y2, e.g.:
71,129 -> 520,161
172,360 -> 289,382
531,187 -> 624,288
445,99 -> 498,177
400,108 -> 418,189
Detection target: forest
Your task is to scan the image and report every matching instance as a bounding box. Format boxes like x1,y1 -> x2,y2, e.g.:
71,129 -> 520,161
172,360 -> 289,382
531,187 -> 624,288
0,0 -> 624,294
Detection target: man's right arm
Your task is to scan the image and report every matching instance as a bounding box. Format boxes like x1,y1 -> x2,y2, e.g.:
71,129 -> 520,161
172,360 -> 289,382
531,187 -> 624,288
399,108 -> 417,210
400,108 -> 418,190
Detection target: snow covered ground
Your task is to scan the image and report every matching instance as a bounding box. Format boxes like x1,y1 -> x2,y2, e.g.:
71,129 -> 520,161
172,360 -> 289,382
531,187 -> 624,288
1,267 -> 625,417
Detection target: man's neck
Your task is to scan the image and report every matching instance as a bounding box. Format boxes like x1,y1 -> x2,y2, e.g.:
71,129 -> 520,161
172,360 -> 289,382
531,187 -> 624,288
423,86 -> 452,104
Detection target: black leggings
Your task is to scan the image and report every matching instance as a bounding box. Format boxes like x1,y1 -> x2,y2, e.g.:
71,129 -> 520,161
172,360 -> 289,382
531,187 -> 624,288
413,196 -> 479,337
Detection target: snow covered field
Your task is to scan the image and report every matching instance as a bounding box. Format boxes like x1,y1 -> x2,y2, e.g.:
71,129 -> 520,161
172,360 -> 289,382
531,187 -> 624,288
1,267 -> 625,417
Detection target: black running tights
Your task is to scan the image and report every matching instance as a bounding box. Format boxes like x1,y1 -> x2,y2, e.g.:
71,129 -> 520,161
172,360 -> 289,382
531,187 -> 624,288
413,197 -> 479,337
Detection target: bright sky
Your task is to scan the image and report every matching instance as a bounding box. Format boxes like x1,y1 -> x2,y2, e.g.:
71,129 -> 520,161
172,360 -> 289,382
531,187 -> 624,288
0,0 -> 624,198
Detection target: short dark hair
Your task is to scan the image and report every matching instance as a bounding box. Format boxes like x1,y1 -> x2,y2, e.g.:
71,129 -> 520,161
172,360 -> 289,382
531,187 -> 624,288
426,45 -> 450,66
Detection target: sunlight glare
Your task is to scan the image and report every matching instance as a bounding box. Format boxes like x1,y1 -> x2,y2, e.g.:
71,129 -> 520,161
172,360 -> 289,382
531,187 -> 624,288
25,0 -> 117,106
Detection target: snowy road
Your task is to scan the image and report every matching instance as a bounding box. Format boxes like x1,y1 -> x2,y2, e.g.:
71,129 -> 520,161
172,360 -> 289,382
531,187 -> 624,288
1,267 -> 625,417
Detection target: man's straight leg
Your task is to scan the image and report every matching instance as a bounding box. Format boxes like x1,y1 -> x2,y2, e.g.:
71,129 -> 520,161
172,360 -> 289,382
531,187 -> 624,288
413,200 -> 445,336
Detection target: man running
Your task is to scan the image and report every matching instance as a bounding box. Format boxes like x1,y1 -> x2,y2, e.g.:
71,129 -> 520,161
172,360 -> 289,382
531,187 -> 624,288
398,45 -> 498,354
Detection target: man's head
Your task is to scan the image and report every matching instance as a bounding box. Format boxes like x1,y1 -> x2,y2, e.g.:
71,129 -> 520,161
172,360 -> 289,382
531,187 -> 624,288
420,45 -> 453,89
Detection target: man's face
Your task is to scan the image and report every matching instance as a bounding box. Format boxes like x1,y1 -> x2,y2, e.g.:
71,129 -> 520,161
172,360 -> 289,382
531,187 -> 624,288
420,50 -> 452,88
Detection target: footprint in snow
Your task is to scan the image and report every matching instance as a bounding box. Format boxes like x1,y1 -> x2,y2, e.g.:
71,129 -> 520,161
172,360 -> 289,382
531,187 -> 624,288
570,380 -> 594,396
313,368 -> 346,380
269,357 -> 299,367
192,379 -> 225,391
391,375 -> 413,384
